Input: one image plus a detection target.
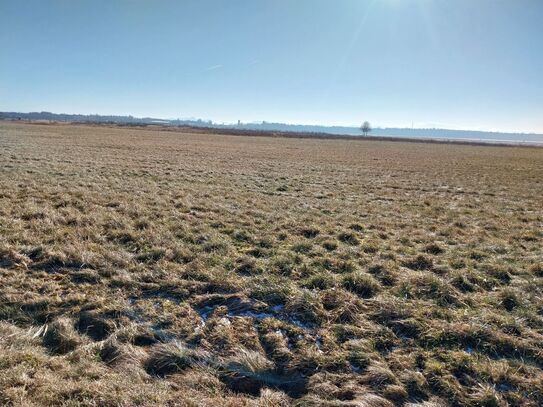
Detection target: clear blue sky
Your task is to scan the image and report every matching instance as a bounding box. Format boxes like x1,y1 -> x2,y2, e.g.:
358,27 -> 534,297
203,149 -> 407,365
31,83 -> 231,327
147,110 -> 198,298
1,0 -> 542,132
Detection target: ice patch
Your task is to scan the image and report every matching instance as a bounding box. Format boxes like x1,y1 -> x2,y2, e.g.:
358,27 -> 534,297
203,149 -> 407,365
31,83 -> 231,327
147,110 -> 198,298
194,302 -> 314,331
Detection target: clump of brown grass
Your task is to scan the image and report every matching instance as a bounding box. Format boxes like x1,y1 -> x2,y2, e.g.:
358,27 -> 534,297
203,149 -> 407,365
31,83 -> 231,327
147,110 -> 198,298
528,263 -> 543,277
42,317 -> 83,354
342,272 -> 381,298
220,348 -> 274,395
338,231 -> 359,246
402,254 -> 434,271
397,272 -> 459,306
76,311 -> 115,341
285,289 -> 326,326
144,341 -> 202,377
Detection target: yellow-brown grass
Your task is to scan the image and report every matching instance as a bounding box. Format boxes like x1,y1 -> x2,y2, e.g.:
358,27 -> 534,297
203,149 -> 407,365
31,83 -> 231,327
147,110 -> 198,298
0,121 -> 542,406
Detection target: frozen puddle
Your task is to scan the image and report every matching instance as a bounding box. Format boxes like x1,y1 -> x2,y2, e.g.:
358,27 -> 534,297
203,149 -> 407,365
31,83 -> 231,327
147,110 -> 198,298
127,293 -> 321,349
193,298 -> 326,352
194,301 -> 314,331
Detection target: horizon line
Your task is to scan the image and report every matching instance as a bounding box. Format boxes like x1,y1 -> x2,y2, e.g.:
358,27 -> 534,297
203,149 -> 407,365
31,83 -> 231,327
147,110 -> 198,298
1,109 -> 542,136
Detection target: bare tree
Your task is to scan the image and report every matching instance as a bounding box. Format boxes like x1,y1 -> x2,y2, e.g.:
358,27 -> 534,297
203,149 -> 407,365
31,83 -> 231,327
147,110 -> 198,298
360,121 -> 371,136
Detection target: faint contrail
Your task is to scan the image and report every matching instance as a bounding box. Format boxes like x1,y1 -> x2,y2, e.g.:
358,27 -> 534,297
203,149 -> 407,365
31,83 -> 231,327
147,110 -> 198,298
206,64 -> 223,71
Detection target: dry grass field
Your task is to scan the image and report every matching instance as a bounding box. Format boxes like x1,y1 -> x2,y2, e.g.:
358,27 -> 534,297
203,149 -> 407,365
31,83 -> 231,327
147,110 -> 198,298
0,121 -> 542,406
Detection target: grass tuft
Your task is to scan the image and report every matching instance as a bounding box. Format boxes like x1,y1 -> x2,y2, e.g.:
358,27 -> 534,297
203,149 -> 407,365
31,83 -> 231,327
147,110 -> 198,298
338,232 -> 360,246
42,317 -> 83,354
144,341 -> 201,377
342,272 -> 381,298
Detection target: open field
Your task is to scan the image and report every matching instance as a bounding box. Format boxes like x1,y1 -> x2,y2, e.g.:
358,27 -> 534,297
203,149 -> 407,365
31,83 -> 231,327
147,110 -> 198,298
0,121 -> 542,406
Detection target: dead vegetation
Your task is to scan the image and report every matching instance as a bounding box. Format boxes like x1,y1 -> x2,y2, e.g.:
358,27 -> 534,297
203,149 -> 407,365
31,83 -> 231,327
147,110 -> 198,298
0,121 -> 542,406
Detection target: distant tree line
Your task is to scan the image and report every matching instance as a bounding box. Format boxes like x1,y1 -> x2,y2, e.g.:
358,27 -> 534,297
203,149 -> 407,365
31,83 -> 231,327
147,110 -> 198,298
1,112 -> 539,141
0,111 -> 213,127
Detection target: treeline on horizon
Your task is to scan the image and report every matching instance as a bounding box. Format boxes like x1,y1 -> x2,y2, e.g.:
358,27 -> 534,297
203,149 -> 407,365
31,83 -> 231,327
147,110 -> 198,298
1,111 -> 542,140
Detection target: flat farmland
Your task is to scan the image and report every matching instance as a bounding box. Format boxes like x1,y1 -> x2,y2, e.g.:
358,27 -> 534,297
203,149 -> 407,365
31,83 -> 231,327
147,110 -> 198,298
0,121 -> 542,406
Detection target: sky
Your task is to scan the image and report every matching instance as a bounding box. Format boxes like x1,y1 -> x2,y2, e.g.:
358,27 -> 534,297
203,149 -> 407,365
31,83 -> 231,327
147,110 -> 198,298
1,0 -> 542,133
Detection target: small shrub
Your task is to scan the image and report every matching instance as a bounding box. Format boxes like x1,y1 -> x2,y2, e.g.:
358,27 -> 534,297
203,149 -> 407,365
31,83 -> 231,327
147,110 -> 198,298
134,220 -> 149,230
277,232 -> 288,241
